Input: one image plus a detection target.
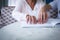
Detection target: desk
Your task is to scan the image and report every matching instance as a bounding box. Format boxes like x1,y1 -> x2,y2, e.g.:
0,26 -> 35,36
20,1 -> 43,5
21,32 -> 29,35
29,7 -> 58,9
0,22 -> 60,40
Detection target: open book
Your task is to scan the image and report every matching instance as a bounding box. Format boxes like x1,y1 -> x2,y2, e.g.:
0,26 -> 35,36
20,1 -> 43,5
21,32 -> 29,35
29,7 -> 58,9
20,18 -> 60,28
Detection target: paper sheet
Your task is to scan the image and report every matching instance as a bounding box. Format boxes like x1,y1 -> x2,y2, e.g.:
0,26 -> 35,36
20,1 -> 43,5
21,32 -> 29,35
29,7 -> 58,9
20,19 -> 60,28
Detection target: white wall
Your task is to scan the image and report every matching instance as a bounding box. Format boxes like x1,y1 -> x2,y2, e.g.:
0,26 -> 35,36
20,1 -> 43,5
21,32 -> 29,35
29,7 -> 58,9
8,0 -> 17,6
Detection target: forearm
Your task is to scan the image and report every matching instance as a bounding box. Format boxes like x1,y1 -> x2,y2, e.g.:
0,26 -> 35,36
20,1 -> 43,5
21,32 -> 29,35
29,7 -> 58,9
44,4 -> 52,11
12,11 -> 27,22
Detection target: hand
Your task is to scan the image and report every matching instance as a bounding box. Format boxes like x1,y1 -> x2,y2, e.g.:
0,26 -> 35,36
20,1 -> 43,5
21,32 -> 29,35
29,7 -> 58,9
26,15 -> 37,24
37,8 -> 48,24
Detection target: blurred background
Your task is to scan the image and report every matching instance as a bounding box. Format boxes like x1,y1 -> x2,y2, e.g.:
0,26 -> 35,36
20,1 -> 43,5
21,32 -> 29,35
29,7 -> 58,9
0,0 -> 54,28
0,0 -> 53,16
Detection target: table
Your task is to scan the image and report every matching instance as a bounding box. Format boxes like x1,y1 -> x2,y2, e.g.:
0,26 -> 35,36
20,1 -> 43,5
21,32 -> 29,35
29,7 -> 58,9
0,22 -> 60,40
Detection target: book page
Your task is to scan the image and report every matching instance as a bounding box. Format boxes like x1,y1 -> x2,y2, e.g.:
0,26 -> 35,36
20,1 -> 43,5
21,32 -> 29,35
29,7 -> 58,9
20,18 -> 60,28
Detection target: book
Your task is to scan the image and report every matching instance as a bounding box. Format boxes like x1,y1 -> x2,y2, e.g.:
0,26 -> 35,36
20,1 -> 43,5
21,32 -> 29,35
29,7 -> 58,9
20,18 -> 60,28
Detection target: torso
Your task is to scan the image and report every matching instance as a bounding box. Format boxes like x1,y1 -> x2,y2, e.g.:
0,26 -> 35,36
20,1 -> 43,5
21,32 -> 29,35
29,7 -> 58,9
22,0 -> 45,19
26,0 -> 37,10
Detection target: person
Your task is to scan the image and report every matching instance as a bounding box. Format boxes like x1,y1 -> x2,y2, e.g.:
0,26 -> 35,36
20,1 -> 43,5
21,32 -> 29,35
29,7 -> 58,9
41,0 -> 60,19
12,0 -> 48,24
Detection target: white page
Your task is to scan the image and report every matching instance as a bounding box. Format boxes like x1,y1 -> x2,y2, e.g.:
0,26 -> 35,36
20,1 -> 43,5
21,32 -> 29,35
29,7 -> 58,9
20,19 -> 60,28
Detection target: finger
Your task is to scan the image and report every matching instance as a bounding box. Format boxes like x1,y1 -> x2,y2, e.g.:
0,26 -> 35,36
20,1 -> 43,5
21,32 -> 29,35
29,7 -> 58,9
31,16 -> 34,24
34,17 -> 37,24
43,12 -> 46,23
26,16 -> 29,23
38,15 -> 42,24
40,11 -> 43,24
32,16 -> 37,24
29,16 -> 32,24
38,13 -> 42,24
44,14 -> 48,23
30,16 -> 32,24
38,18 -> 41,24
43,12 -> 48,23
38,9 -> 43,24
41,9 -> 46,24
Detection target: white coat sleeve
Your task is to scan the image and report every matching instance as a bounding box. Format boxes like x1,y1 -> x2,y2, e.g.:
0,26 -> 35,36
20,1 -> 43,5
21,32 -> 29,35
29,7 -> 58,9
12,0 -> 27,22
49,0 -> 57,10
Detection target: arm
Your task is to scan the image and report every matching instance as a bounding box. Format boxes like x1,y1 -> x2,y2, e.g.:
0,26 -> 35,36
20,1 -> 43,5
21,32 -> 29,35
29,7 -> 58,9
37,0 -> 57,24
12,0 -> 27,21
44,0 -> 57,11
12,0 -> 37,24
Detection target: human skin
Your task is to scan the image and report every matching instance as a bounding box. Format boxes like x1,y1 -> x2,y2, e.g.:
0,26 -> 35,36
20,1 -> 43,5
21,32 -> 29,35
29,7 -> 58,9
26,0 -> 48,24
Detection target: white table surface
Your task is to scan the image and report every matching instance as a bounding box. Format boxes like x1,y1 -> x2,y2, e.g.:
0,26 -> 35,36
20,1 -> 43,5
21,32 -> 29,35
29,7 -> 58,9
0,22 -> 60,40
